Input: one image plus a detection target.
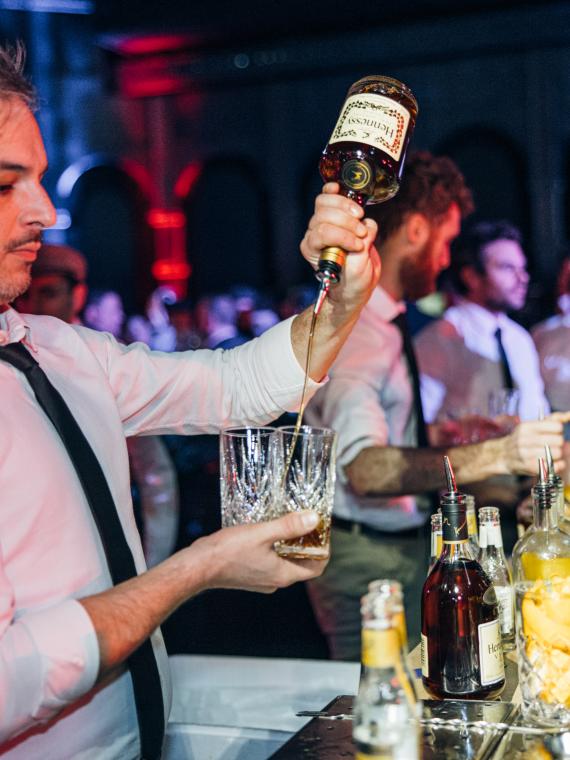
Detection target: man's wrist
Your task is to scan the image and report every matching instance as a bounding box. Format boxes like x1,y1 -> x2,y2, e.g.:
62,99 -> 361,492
321,288 -> 365,327
482,436 -> 510,477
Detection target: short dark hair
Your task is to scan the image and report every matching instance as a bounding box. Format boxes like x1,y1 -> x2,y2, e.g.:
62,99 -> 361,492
367,150 -> 474,243
447,219 -> 523,295
0,42 -> 36,108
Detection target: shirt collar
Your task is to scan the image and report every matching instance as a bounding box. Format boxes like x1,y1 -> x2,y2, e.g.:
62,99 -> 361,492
0,307 -> 38,351
453,298 -> 510,334
372,285 -> 406,322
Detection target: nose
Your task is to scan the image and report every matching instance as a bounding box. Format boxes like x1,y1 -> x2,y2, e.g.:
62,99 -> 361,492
20,183 -> 57,230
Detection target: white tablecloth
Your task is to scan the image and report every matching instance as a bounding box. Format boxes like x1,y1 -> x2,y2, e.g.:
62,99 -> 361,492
164,655 -> 360,759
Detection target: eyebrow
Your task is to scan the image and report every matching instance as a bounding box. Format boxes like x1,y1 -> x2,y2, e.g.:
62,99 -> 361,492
0,161 -> 26,172
0,161 -> 49,175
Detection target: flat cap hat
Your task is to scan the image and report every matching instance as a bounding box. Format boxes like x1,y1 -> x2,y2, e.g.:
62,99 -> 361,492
32,244 -> 88,283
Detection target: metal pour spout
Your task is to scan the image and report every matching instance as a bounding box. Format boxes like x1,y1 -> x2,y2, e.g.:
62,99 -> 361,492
443,455 -> 457,494
544,445 -> 555,478
538,457 -> 547,485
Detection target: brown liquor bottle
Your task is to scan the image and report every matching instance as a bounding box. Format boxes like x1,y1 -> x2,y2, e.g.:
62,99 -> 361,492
421,457 -> 505,700
317,75 -> 418,288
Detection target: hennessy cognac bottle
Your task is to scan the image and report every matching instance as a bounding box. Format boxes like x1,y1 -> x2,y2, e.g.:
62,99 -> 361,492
421,457 -> 505,700
317,75 -> 418,289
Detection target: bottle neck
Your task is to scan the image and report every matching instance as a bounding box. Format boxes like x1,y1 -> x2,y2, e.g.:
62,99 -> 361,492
441,540 -> 472,561
480,523 -> 503,549
466,508 -> 478,540
534,504 -> 559,530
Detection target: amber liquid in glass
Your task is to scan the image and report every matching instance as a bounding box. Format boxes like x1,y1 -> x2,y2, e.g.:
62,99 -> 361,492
276,514 -> 331,559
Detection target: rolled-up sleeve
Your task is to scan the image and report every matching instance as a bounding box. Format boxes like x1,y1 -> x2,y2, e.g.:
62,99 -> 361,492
0,577 -> 99,743
75,317 -> 325,436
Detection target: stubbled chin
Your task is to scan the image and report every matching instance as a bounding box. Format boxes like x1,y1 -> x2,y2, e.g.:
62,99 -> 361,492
0,270 -> 31,305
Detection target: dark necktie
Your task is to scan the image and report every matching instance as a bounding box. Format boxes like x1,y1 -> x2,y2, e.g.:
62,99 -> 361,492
494,327 -> 514,390
0,341 -> 164,760
391,312 -> 429,448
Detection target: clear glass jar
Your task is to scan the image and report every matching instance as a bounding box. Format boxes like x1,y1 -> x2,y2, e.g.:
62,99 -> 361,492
512,462 -> 570,726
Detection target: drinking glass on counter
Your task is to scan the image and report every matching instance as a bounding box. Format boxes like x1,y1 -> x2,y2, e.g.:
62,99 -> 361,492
436,405 -> 502,445
219,426 -> 276,527
488,388 -> 520,435
272,425 -> 337,560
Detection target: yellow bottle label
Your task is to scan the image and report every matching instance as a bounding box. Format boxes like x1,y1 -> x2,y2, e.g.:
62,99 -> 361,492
431,532 -> 443,559
329,93 -> 411,161
356,753 -> 393,760
521,553 -> 570,581
467,509 -> 478,538
362,628 -> 401,669
394,610 -> 408,651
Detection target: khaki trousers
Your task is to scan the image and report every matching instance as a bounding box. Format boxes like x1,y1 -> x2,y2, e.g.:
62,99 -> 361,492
307,523 -> 428,661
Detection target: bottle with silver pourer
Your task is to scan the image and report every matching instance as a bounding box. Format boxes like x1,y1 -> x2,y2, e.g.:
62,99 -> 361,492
544,444 -> 566,530
315,75 -> 418,314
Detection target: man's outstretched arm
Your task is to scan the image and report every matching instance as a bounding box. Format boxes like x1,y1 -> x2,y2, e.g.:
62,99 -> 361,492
346,414 -> 570,497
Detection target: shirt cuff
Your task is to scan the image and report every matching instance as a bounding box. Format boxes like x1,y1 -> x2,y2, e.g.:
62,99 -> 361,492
21,599 -> 100,717
337,433 -> 386,484
255,317 -> 327,412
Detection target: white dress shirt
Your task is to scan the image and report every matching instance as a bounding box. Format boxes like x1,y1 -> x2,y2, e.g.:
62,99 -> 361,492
415,300 -> 548,423
0,307 -> 321,759
532,312 -> 570,412
305,286 -> 425,532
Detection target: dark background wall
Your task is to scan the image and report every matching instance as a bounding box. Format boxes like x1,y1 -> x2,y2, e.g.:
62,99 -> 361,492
2,0 -> 570,318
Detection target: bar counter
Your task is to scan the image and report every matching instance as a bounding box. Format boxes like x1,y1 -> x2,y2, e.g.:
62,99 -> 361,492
162,649 -> 566,759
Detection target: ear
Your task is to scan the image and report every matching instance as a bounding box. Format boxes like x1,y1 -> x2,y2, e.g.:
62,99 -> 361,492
73,284 -> 88,316
405,212 -> 431,248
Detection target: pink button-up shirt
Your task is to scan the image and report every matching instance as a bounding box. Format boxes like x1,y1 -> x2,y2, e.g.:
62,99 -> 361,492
0,308 -> 319,759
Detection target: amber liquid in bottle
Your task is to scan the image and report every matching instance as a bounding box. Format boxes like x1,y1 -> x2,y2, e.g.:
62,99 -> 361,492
319,75 -> 418,207
421,459 -> 505,700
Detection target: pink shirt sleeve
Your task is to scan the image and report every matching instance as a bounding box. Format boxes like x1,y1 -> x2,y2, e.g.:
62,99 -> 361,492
0,545 -> 99,742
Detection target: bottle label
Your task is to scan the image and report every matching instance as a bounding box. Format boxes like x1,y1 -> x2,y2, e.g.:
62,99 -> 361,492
494,585 -> 514,635
477,618 -> 505,685
420,633 -> 429,678
329,93 -> 411,161
467,509 -> 478,539
488,524 -> 504,548
430,531 -> 442,559
362,628 -> 401,669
